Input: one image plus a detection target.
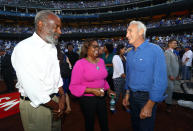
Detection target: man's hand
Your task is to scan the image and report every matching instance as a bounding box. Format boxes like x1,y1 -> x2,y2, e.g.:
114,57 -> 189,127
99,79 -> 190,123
52,95 -> 66,120
52,108 -> 62,120
47,87 -> 66,120
54,87 -> 66,119
44,99 -> 59,111
176,76 -> 180,80
122,93 -> 130,107
57,94 -> 65,117
140,100 -> 155,119
169,76 -> 175,81
44,99 -> 60,120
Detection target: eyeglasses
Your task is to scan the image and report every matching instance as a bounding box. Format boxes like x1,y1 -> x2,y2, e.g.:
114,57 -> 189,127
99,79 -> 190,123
91,45 -> 99,49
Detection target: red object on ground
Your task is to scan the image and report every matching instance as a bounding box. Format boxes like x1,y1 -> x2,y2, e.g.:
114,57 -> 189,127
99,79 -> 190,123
0,92 -> 20,119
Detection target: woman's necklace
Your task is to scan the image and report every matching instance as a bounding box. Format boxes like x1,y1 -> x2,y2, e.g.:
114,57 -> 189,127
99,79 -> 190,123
86,58 -> 100,70
96,65 -> 100,70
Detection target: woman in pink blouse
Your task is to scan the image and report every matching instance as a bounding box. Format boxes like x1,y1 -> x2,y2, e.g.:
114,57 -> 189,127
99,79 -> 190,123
69,39 -> 115,131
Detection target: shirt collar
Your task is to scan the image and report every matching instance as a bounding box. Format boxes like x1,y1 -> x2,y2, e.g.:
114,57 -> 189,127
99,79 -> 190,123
131,40 -> 148,51
137,40 -> 148,50
32,32 -> 53,48
169,48 -> 174,52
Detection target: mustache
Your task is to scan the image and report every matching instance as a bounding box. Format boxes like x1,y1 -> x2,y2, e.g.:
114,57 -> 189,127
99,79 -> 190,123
45,32 -> 60,45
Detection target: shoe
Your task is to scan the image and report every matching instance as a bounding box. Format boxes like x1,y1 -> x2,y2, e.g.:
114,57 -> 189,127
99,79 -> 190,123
178,100 -> 193,109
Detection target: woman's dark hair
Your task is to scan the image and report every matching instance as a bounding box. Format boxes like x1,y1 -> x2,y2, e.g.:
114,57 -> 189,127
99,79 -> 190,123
80,39 -> 96,58
104,42 -> 114,53
116,44 -> 125,55
66,43 -> 74,48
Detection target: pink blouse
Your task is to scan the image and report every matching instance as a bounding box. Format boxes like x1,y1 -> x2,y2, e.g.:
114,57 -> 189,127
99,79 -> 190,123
69,58 -> 110,97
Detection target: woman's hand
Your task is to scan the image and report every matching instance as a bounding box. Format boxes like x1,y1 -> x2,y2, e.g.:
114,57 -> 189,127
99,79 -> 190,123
85,88 -> 105,97
93,88 -> 105,97
108,89 -> 116,98
121,73 -> 126,78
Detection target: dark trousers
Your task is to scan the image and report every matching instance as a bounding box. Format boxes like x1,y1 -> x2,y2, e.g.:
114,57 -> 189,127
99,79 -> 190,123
79,96 -> 109,131
130,91 -> 157,131
62,78 -> 70,93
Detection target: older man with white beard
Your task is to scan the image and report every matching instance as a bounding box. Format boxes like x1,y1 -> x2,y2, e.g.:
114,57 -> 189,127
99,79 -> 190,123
11,10 -> 65,131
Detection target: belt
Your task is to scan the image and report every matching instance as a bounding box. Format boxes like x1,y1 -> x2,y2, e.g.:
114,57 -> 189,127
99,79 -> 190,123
20,93 -> 56,101
130,90 -> 149,94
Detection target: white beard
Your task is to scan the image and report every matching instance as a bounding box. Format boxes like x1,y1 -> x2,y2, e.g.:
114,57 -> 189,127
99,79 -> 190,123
45,35 -> 58,45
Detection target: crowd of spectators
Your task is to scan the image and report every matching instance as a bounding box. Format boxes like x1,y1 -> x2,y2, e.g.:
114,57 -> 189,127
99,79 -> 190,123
146,16 -> 193,28
0,32 -> 192,81
0,15 -> 192,34
149,33 -> 193,49
0,0 -> 167,9
0,33 -> 192,55
0,24 -> 33,34
62,16 -> 193,33
59,33 -> 193,50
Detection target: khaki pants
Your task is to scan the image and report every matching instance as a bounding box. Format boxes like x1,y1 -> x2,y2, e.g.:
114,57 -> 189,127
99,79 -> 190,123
19,96 -> 61,131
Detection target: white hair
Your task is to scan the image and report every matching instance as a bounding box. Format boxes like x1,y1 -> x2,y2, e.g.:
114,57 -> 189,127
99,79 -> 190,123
129,20 -> 147,39
34,10 -> 56,31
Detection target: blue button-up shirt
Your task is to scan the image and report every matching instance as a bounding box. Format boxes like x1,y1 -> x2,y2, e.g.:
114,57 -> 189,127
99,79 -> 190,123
125,40 -> 167,102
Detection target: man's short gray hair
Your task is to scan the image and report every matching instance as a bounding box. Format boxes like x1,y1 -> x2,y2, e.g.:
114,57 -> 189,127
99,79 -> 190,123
34,10 -> 56,31
129,20 -> 147,39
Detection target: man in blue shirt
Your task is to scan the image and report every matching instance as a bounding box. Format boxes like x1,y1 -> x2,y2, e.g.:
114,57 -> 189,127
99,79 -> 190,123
123,21 -> 167,131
